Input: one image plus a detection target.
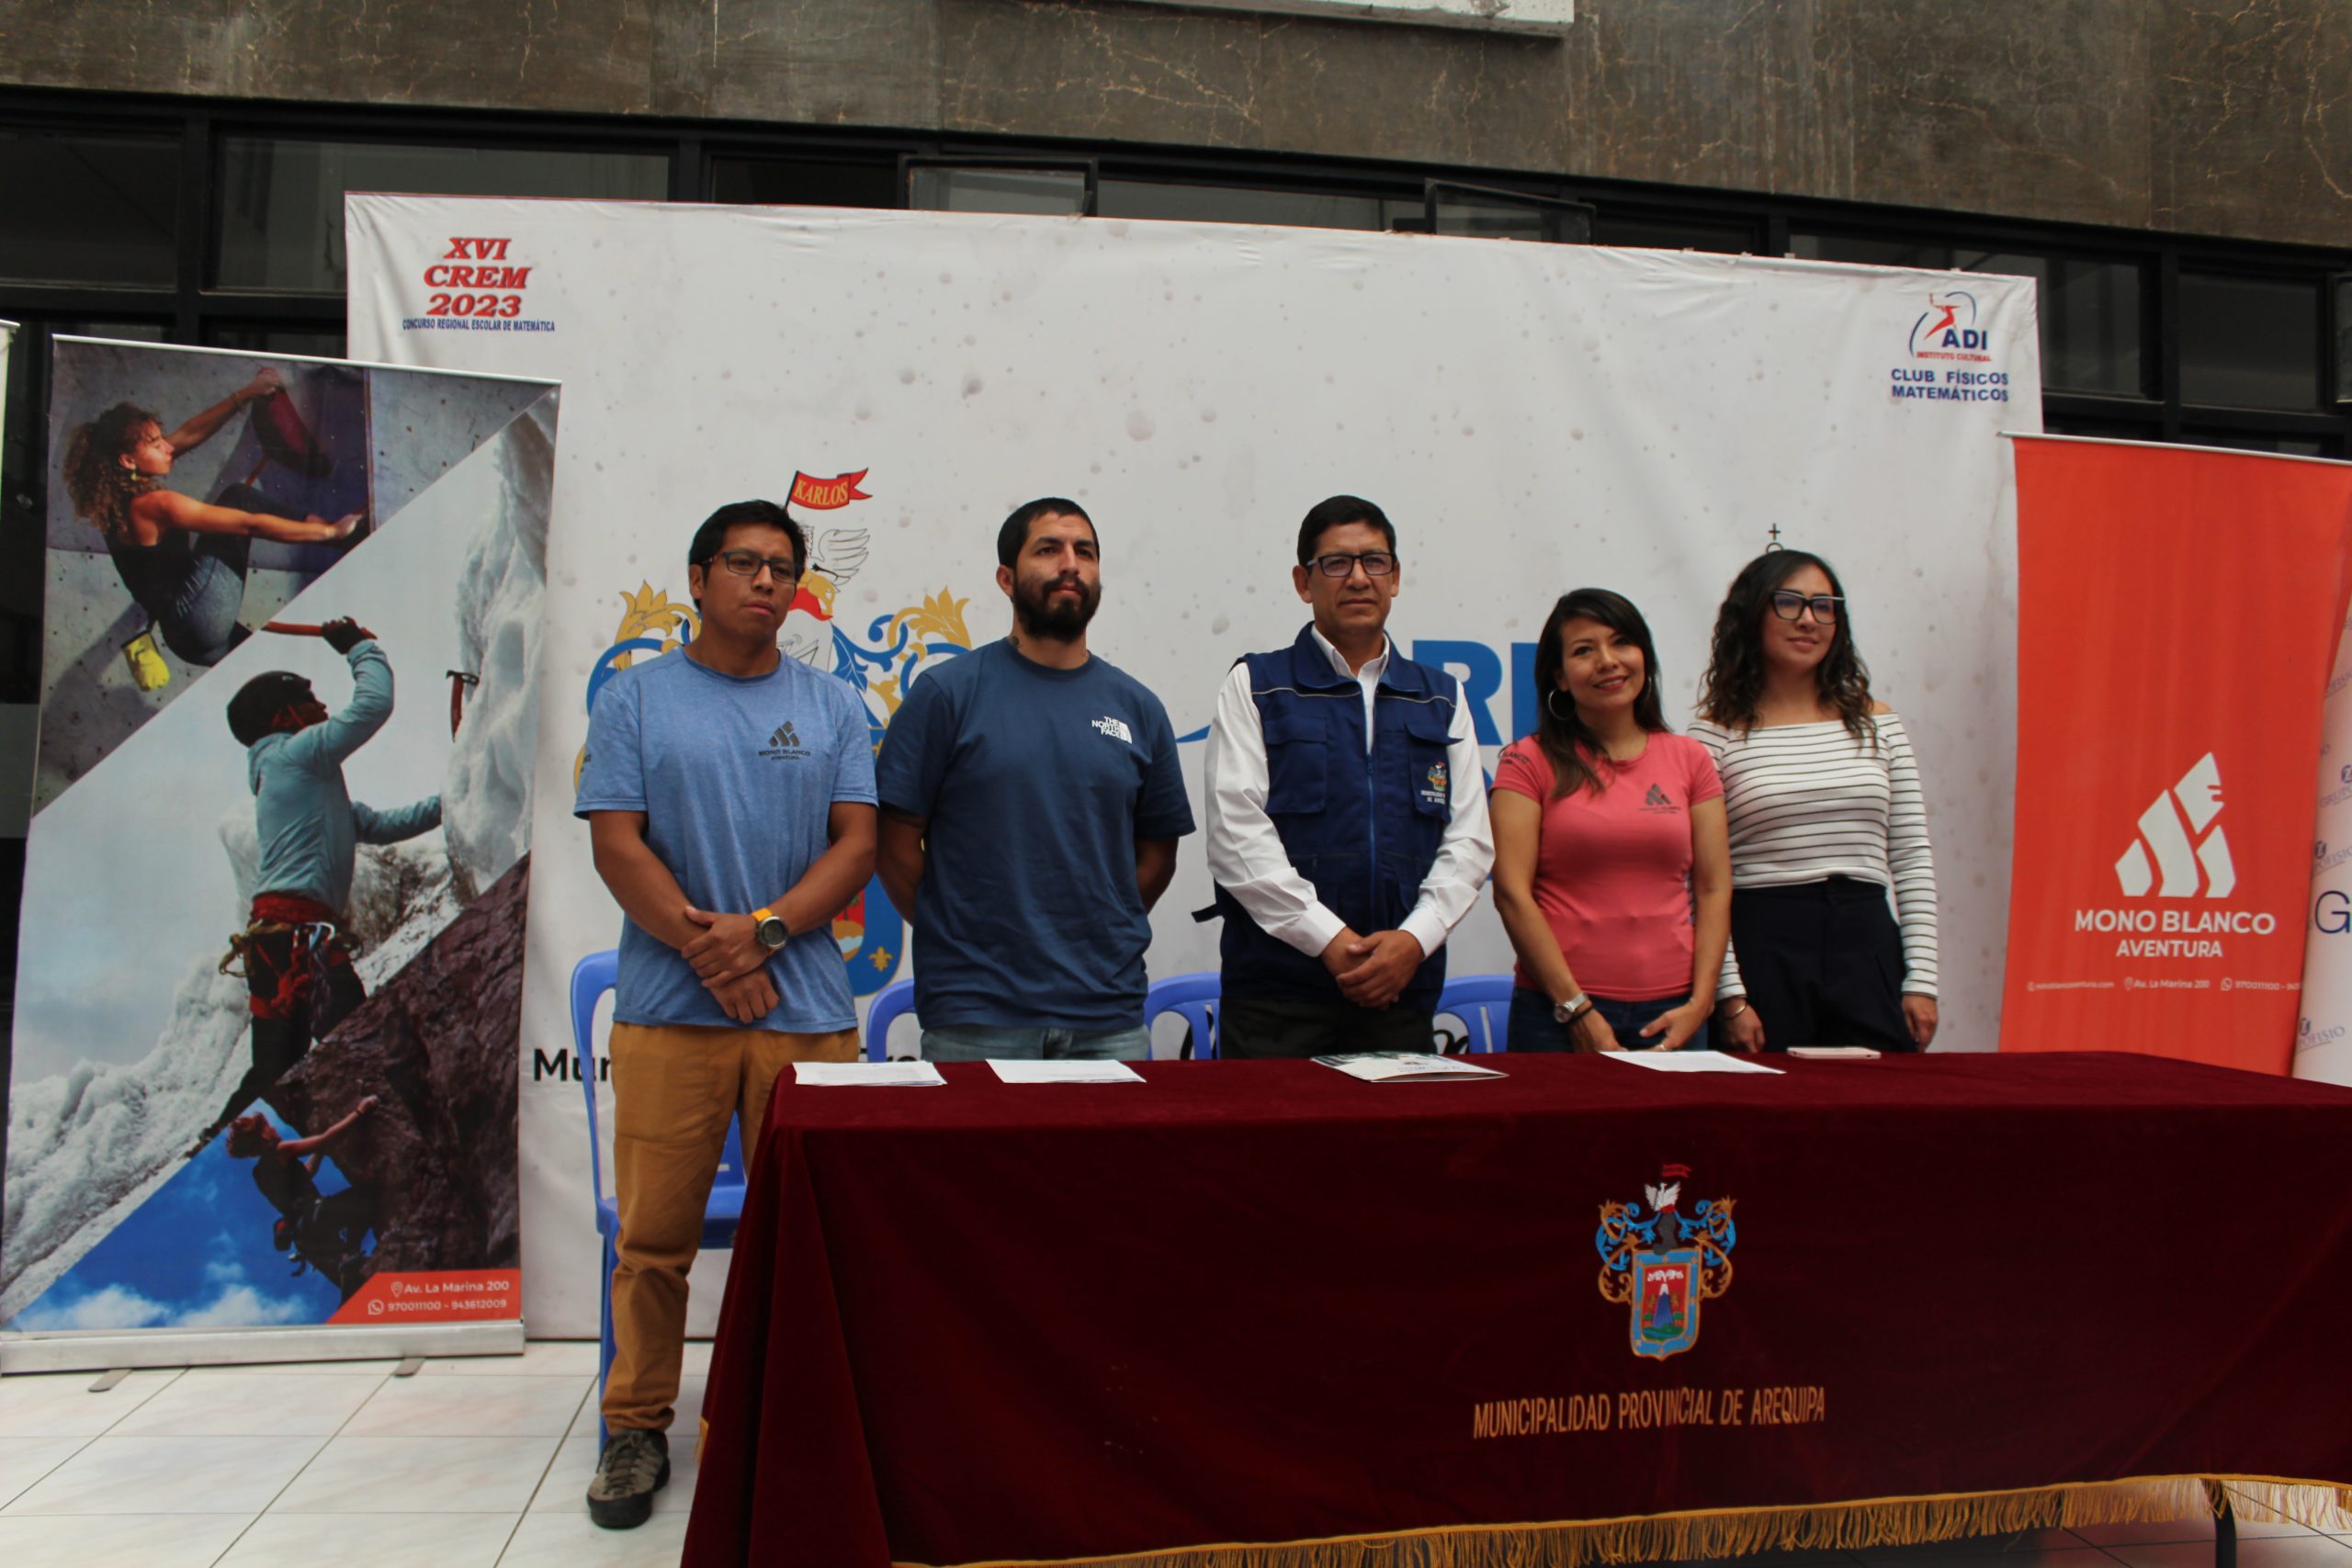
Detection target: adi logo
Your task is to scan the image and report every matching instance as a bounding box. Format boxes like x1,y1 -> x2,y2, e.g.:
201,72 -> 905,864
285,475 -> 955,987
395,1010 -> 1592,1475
1908,291 -> 1993,361
1595,1163 -> 1736,1360
2117,752 -> 2233,897
1640,783 -> 1677,814
1890,291 -> 2010,402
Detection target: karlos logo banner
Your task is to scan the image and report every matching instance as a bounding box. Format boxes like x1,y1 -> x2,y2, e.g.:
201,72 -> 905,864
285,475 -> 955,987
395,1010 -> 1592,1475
2001,436 -> 2352,1071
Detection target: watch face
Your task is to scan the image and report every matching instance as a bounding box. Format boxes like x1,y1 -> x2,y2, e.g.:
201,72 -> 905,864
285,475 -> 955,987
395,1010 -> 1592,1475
755,917 -> 788,950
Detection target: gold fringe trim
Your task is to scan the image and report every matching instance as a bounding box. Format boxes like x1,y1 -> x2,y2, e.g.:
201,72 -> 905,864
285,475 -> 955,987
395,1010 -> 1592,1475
906,1474 -> 2352,1568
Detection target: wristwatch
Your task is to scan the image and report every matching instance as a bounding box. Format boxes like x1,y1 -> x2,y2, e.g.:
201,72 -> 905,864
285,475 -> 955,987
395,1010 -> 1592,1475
752,907 -> 789,952
1553,993 -> 1592,1026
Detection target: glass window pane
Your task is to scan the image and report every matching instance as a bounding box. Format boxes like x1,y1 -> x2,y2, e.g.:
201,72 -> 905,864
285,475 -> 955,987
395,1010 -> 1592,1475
54,319 -> 171,342
1591,214 -> 1757,254
2041,415 -> 2161,443
1789,233 -> 1958,270
1097,179 -> 1399,231
710,158 -> 896,209
908,165 -> 1086,216
2032,255 -> 2144,397
1430,187 -> 1590,243
201,324 -> 347,359
2178,272 -> 2323,412
2336,275 -> 2351,404
2178,429 -> 2336,459
217,138 -> 669,292
0,130 -> 177,286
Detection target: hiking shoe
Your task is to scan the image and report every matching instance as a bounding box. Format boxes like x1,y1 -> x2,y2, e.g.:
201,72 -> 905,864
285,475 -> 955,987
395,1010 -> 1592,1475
586,1427 -> 669,1529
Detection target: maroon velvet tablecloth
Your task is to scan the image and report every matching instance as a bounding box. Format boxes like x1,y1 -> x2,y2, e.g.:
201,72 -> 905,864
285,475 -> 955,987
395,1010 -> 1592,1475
683,1052 -> 2352,1568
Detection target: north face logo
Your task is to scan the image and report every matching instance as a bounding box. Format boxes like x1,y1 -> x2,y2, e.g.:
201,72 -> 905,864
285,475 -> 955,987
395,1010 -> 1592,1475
770,722 -> 799,750
2116,753 -> 2234,897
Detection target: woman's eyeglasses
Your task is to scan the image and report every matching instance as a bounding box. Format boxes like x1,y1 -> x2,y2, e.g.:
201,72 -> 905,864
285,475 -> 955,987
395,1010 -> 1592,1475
1769,590 -> 1842,622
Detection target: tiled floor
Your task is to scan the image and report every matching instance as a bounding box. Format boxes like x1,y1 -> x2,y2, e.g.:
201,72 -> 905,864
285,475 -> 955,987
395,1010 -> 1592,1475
0,1340 -> 709,1568
3,1346 -> 2347,1567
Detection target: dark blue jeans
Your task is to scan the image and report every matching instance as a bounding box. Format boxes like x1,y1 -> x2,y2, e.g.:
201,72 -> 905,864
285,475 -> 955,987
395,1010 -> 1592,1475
1505,988 -> 1711,1054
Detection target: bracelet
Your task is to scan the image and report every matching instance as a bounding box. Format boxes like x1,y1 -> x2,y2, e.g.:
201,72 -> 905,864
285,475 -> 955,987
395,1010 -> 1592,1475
1719,998 -> 1749,1020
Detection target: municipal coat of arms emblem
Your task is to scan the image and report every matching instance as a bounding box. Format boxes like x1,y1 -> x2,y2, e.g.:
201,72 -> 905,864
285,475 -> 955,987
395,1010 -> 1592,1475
1595,1163 -> 1736,1359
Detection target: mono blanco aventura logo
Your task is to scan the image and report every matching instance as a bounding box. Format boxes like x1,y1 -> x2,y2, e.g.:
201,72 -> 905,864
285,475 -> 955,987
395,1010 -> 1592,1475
2077,753 -> 2276,959
2116,752 -> 2233,897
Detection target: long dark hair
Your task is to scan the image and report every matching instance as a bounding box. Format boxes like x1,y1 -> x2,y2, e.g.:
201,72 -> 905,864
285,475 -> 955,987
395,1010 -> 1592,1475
1530,588 -> 1668,798
62,401 -> 159,543
1697,548 -> 1875,742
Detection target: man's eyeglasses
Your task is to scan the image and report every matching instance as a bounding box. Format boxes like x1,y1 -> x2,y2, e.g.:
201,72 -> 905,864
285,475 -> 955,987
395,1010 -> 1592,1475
1307,550 -> 1398,578
1769,590 -> 1842,622
709,550 -> 802,582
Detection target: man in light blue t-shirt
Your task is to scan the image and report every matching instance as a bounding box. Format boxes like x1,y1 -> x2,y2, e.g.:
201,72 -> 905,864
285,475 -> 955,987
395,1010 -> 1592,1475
876,497 -> 1194,1062
572,499 -> 876,1529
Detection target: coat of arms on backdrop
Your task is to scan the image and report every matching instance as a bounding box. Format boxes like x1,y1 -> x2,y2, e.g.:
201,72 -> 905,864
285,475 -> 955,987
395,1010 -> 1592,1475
1595,1163 -> 1737,1359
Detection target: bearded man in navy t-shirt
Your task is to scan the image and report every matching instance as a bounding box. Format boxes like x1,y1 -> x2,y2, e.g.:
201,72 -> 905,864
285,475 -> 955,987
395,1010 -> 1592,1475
875,498 -> 1194,1062
573,499 -> 876,1529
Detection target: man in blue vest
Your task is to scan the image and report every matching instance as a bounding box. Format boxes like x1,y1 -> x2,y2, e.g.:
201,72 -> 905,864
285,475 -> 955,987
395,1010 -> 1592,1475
1202,495 -> 1493,1057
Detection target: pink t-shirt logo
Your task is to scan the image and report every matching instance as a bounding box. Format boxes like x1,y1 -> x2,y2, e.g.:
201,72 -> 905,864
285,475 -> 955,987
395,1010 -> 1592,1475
1641,783 -> 1679,814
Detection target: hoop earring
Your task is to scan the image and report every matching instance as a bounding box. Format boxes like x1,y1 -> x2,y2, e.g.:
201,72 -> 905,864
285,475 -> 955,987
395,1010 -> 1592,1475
1544,688 -> 1575,722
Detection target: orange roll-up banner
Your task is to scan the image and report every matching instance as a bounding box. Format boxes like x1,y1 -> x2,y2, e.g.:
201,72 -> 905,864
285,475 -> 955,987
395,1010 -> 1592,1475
2001,435 -> 2352,1070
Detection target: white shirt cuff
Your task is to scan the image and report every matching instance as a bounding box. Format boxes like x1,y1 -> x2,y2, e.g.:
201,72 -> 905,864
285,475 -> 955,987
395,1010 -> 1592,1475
1398,908 -> 1449,962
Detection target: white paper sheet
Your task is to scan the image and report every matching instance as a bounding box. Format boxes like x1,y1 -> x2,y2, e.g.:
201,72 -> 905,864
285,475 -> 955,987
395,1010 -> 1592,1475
1313,1052 -> 1507,1082
1600,1050 -> 1784,1075
987,1060 -> 1146,1084
793,1061 -> 947,1087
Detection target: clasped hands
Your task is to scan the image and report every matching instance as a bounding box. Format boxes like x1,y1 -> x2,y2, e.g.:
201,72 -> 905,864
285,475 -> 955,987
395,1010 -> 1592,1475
681,907 -> 779,1024
1319,927 -> 1426,1010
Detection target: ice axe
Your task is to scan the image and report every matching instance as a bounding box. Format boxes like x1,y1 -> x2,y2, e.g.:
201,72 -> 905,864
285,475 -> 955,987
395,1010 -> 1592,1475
447,671 -> 479,738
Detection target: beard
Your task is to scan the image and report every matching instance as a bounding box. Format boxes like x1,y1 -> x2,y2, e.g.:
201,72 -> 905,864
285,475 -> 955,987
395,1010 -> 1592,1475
1014,572 -> 1101,638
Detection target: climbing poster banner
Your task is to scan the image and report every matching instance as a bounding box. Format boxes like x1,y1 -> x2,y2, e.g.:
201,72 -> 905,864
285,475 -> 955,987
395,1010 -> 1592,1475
3,339 -> 558,1357
2000,434 -> 2352,1072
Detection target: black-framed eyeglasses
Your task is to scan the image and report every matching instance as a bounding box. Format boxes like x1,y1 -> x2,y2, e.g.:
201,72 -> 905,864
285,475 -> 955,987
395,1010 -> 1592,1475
1308,550 -> 1398,578
1769,590 -> 1842,622
708,549 -> 802,582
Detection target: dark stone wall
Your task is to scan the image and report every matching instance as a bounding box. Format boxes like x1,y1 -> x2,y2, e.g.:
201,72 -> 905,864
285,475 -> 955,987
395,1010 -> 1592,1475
1,0 -> 2345,248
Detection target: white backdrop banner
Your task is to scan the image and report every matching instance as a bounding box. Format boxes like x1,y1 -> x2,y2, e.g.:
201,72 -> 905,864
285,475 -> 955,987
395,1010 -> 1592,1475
348,197 -> 2040,1337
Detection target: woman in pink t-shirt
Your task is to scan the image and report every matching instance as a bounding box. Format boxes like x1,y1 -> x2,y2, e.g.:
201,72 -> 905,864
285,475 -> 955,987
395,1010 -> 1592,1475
1490,589 -> 1732,1052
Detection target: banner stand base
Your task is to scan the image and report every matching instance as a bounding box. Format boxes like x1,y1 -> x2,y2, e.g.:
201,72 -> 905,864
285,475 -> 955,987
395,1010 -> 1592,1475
0,1319 -> 526,1374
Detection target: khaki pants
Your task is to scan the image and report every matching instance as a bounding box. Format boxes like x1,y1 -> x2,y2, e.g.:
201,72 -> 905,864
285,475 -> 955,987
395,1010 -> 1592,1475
603,1020 -> 858,1431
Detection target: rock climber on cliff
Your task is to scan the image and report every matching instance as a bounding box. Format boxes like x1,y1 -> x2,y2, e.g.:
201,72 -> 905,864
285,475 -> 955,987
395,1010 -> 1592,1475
189,615 -> 442,1157
227,1096 -> 384,1301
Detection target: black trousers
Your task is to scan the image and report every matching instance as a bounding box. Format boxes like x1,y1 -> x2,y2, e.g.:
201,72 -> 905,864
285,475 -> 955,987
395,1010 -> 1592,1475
1730,878 -> 1915,1051
1219,995 -> 1439,1060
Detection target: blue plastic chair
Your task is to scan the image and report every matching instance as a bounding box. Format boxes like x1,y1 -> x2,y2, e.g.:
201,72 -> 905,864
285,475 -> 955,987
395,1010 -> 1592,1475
1435,973 -> 1516,1054
571,949 -> 748,1443
1146,971 -> 1221,1060
864,976 -> 917,1061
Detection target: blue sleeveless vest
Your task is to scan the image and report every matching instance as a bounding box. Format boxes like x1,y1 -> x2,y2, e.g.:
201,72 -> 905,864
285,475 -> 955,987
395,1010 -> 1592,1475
1211,626 -> 1456,1011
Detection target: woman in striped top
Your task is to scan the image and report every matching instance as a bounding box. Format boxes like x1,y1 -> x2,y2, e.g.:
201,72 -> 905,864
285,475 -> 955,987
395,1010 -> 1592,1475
1690,550 -> 1939,1052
